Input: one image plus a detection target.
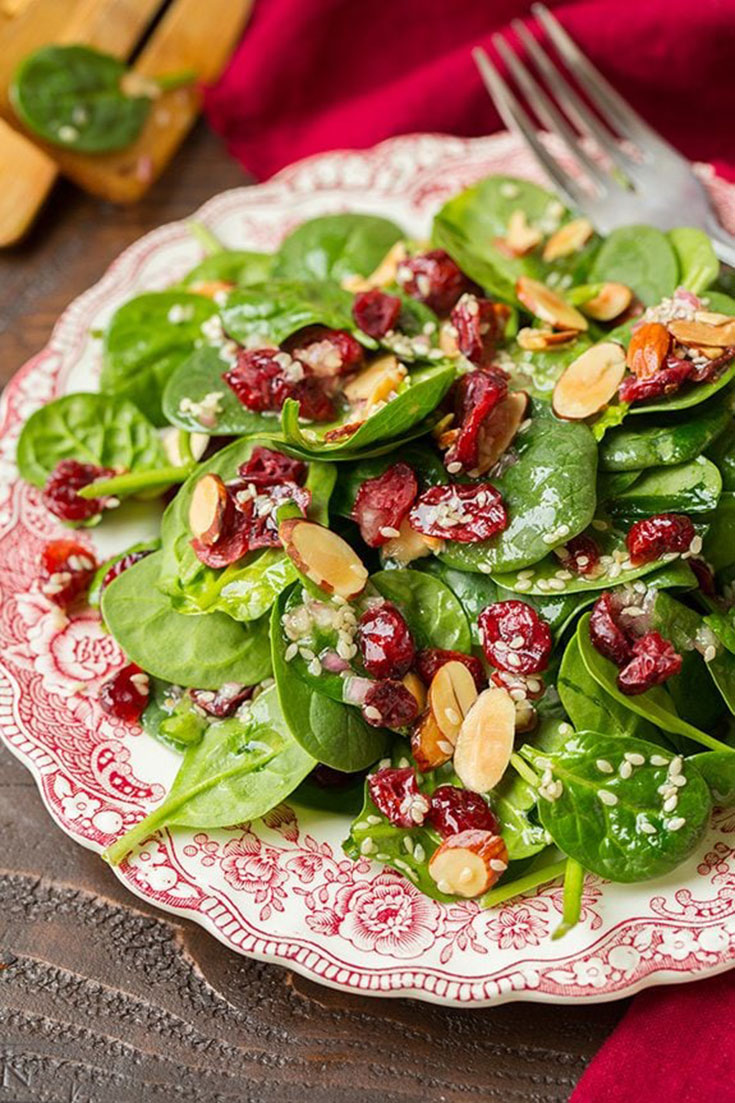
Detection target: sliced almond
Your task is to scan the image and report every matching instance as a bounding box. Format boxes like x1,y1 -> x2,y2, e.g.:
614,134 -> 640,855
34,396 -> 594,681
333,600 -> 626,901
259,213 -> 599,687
403,672 -> 427,713
453,687 -> 515,793
668,318 -> 735,348
698,345 -> 727,360
552,341 -> 626,420
504,209 -> 543,256
517,327 -> 577,352
542,217 -> 593,262
516,276 -> 588,332
626,322 -> 670,379
341,241 -> 408,293
473,392 -> 529,475
693,310 -> 733,326
189,279 -> 235,300
428,661 -> 478,746
279,519 -> 368,599
581,282 -> 633,322
410,708 -> 452,772
428,829 -> 509,898
188,473 -> 230,546
381,518 -> 442,565
342,354 -> 407,412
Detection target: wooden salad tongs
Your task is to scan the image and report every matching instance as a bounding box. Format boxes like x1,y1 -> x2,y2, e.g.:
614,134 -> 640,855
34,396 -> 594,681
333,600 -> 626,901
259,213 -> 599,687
0,0 -> 253,246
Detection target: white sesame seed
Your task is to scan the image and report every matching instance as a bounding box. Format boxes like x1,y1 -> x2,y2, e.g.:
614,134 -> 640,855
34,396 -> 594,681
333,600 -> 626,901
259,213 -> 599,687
360,838 -> 376,855
619,760 -> 633,779
663,795 -> 678,812
414,844 -> 426,863
670,775 -> 687,788
458,867 -> 474,885
364,706 -> 382,722
625,752 -> 645,766
437,879 -> 452,894
437,740 -> 454,756
704,645 -> 717,663
598,789 -> 618,806
650,755 -> 670,767
379,526 -> 400,539
669,757 -> 683,777
505,651 -> 522,669
489,859 -> 508,872
446,461 -> 463,474
542,532 -> 558,545
284,643 -> 298,661
667,817 -> 686,831
597,759 -> 614,774
639,821 -> 657,835
514,580 -> 533,592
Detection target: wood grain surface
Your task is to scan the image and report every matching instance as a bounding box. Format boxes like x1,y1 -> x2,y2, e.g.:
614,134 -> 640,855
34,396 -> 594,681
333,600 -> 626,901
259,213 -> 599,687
0,122 -> 627,1103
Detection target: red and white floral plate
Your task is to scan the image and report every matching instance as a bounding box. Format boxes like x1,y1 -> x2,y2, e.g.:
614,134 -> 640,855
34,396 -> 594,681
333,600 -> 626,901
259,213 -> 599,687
2,133 -> 735,1006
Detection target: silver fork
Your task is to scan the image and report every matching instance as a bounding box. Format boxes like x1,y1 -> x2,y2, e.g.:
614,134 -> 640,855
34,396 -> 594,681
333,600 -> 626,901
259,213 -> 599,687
473,3 -> 735,267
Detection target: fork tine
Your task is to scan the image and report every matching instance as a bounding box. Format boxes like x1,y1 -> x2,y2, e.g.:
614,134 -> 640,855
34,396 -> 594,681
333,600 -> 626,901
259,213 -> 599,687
492,31 -> 609,192
511,19 -> 633,181
472,47 -> 586,208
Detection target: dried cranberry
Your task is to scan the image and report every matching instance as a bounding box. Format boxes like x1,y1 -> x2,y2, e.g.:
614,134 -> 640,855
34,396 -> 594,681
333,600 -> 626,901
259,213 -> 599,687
367,766 -> 429,826
558,533 -> 600,575
357,601 -> 415,679
690,557 -> 716,596
352,462 -> 418,547
617,632 -> 682,695
189,683 -> 253,717
445,369 -> 508,472
396,249 -> 475,314
238,447 -> 306,487
408,483 -> 508,543
42,459 -> 115,523
292,376 -> 338,421
352,289 -> 402,339
589,592 -> 633,666
428,786 -> 500,837
619,356 -> 694,404
192,481 -> 310,567
286,326 -> 364,378
689,348 -> 735,383
39,539 -> 97,608
415,649 -> 486,692
450,294 -> 510,366
223,348 -> 335,422
478,601 -> 552,675
101,549 -> 152,592
99,662 -> 149,723
362,679 -> 419,729
626,513 -> 696,566
191,522 -> 252,568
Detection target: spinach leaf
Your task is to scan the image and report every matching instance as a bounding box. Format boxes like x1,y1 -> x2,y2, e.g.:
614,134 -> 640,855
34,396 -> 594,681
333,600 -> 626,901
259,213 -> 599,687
104,687 -> 315,865
274,213 -> 404,282
271,588 -> 389,770
606,457 -> 722,517
142,679 -> 207,752
589,225 -> 679,305
491,764 -> 548,860
89,540 -> 159,609
703,290 -> 735,314
16,392 -> 166,488
509,335 -> 593,400
522,730 -> 712,881
668,228 -> 719,294
221,279 -> 361,348
438,405 -> 598,574
689,751 -> 735,806
704,492 -> 735,574
705,609 -> 735,655
102,552 -> 273,688
101,292 -> 218,425
181,250 -> 273,289
627,361 -> 735,416
650,590 -> 735,717
707,421 -> 735,491
161,346 -> 281,434
599,390 -> 734,472
293,771 -> 367,816
370,568 -> 472,651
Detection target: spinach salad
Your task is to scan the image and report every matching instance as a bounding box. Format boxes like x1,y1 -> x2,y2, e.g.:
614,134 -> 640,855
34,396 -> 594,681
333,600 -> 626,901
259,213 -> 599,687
17,178 -> 735,937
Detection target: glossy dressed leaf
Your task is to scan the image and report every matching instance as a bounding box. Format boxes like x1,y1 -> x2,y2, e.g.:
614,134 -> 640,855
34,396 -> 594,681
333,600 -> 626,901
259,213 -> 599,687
707,421 -> 735,491
105,687 -> 315,864
689,751 -> 735,806
523,730 -> 712,881
703,492 -> 735,574
101,292 -> 218,425
668,228 -> 719,294
370,568 -> 472,651
650,590 -> 735,717
181,250 -> 273,289
102,552 -> 273,688
589,225 -> 678,305
599,389 -> 734,472
141,679 -> 207,752
221,279 -> 361,348
162,346 -> 282,434
438,406 -> 598,574
490,765 -> 548,860
16,392 -> 166,488
606,456 -> 722,518
705,609 -> 735,655
274,213 -> 404,282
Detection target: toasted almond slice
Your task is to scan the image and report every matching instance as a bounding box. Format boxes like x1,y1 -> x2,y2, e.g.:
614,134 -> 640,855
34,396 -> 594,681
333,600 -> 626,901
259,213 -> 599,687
453,687 -> 515,793
473,392 -> 529,475
693,310 -> 733,326
698,345 -> 727,360
382,517 -> 442,565
517,327 -> 577,351
626,322 -> 670,379
188,473 -> 230,545
505,209 -> 543,256
542,217 -> 593,262
279,519 -> 368,599
552,341 -> 626,420
581,282 -> 633,322
428,829 -> 509,897
428,661 -> 479,746
410,708 -> 452,772
668,318 -> 735,348
342,354 -> 407,412
403,672 -> 427,713
516,276 -> 588,332
341,241 -> 408,292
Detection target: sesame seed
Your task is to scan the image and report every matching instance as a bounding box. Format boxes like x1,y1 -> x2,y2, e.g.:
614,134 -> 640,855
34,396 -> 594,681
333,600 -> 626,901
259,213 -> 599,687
444,706 -> 460,725
596,759 -> 614,774
669,757 -> 683,777
360,838 -> 376,855
667,817 -> 686,831
670,775 -> 687,788
459,867 -> 474,884
542,532 -> 558,545
650,755 -> 670,767
437,879 -> 452,894
639,821 -> 657,835
527,678 -> 542,694
663,795 -> 678,812
489,859 -> 508,872
535,756 -> 552,770
704,645 -> 717,663
619,760 -> 633,779
414,844 -> 426,863
505,651 -> 522,668
514,580 -> 533,592
598,789 -> 618,806
364,706 -> 382,722
379,526 -> 400,539
625,752 -> 645,766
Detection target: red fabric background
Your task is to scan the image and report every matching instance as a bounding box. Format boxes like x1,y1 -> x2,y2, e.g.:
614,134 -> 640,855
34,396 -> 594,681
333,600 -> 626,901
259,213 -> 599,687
204,4 -> 735,1099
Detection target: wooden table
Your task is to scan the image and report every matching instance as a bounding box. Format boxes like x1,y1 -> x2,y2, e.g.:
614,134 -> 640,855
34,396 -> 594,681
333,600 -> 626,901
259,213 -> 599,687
0,123 -> 627,1102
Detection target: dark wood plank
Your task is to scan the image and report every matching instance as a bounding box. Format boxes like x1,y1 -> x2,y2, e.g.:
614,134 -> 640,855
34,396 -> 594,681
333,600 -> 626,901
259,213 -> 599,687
0,122 -> 627,1102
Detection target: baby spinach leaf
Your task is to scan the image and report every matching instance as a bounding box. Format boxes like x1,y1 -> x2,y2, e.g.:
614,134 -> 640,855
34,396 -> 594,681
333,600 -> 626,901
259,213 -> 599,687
16,392 -> 166,488
271,589 -> 389,771
181,250 -> 273,289
293,770 -> 367,816
523,730 -> 712,882
102,552 -> 273,688
689,751 -> 735,806
370,568 -> 472,651
703,290 -> 735,314
142,679 -> 204,753
101,292 -> 218,425
104,687 -> 315,865
599,390 -> 734,472
703,492 -> 735,574
707,421 -> 735,491
589,225 -> 679,305
650,590 -> 735,718
161,346 -> 281,434
627,360 -> 735,416
438,405 -> 598,575
89,540 -> 159,609
606,457 -> 722,518
705,609 -> 735,655
274,213 -> 404,282
668,228 -> 719,294
509,335 -> 593,400
491,764 -> 548,860
221,279 -> 361,348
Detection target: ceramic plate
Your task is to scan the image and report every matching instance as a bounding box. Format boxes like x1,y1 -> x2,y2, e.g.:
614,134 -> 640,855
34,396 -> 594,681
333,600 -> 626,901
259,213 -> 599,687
3,132 -> 735,1007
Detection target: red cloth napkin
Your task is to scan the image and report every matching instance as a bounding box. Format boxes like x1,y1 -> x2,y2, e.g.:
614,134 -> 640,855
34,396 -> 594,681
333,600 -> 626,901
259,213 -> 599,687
204,3 -> 735,1099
